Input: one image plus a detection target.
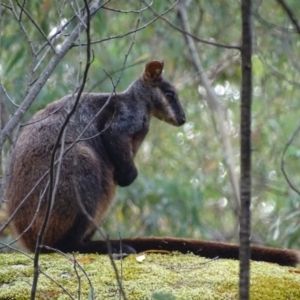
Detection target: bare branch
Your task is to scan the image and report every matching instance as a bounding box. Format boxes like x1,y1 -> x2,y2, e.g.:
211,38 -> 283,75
42,247 -> 95,299
1,0 -> 104,144
143,0 -> 241,51
103,1 -> 153,13
37,14 -> 76,56
74,0 -> 179,47
9,0 -> 36,55
72,253 -> 82,300
276,0 -> 300,35
0,242 -> 76,298
1,3 -> 12,10
36,0 -> 107,57
30,1 -> 95,298
258,52 -> 300,88
0,123 -> 20,211
177,2 -> 241,216
0,179 -> 49,251
8,0 -> 40,97
71,176 -> 127,300
88,60 -> 147,92
15,0 -> 56,53
281,123 -> 300,196
0,82 -> 19,107
70,1 -> 88,30
0,167 -> 49,237
39,270 -> 76,300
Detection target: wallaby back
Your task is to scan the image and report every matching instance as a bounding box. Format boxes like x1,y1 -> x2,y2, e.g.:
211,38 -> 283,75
5,60 -> 185,252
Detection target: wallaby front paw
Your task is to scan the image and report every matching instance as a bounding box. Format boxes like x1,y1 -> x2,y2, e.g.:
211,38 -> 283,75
114,165 -> 138,187
111,243 -> 137,257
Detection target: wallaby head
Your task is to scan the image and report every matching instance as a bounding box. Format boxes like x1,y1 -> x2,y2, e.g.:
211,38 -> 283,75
141,60 -> 186,126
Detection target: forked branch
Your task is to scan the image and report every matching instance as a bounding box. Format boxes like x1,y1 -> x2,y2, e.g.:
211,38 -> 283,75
1,0 -> 104,144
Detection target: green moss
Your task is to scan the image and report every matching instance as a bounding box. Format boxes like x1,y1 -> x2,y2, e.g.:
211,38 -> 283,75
0,252 -> 300,299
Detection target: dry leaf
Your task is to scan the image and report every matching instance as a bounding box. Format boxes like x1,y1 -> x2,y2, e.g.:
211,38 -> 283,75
76,257 -> 96,264
136,254 -> 146,263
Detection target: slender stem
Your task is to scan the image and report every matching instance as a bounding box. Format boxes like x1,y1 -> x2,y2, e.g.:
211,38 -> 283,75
276,0 -> 300,34
0,0 -> 3,210
1,0 -> 103,144
177,2 -> 241,217
30,1 -> 96,299
239,0 -> 253,299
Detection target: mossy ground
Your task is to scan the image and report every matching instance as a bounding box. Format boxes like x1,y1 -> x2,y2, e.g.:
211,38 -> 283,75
0,252 -> 299,299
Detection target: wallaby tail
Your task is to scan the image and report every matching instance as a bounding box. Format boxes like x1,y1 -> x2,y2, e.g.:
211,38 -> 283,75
117,237 -> 300,267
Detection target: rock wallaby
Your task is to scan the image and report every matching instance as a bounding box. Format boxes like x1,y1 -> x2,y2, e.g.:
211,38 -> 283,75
5,61 -> 300,266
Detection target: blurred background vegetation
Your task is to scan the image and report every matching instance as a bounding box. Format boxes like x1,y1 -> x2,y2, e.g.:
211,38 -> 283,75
1,0 -> 300,251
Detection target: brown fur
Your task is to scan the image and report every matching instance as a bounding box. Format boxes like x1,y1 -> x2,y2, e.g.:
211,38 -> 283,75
5,61 -> 300,267
6,60 -> 185,253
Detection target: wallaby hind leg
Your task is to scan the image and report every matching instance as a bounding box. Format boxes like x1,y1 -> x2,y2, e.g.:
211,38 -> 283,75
53,240 -> 136,255
49,216 -> 136,255
10,143 -> 115,252
11,198 -> 78,252
46,143 -> 116,251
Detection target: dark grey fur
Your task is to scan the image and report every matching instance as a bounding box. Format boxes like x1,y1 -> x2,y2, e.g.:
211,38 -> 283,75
5,61 -> 185,253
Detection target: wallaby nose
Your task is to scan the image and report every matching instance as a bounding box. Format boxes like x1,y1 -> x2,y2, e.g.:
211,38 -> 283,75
178,114 -> 186,126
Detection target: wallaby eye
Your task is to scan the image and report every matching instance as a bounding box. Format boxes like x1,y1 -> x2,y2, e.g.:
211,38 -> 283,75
165,91 -> 175,98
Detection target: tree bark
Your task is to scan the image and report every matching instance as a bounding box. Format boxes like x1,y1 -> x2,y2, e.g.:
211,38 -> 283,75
239,0 -> 253,299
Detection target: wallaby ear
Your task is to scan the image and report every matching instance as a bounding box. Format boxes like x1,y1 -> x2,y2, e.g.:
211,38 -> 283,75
143,60 -> 164,82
